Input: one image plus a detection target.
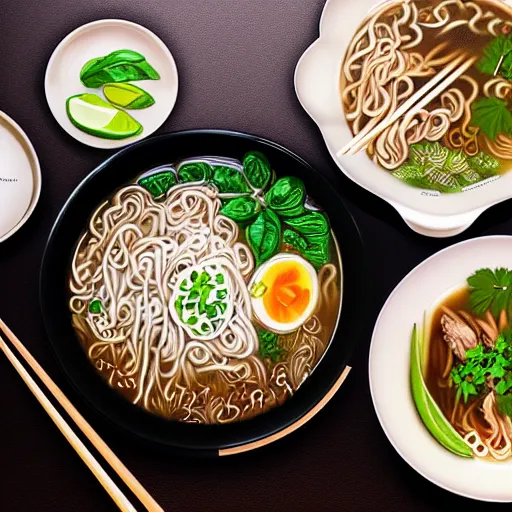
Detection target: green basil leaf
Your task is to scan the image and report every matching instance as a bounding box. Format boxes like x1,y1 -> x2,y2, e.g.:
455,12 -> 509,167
265,176 -> 305,217
212,166 -> 251,193
246,210 -> 281,265
283,228 -> 330,269
177,162 -> 213,183
284,211 -> 329,237
220,197 -> 260,223
243,151 -> 272,190
80,49 -> 160,88
303,240 -> 330,269
138,170 -> 176,197
283,229 -> 308,252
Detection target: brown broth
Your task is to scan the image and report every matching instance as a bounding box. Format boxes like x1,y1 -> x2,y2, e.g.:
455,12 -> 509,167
68,166 -> 343,424
425,286 -> 493,446
341,0 -> 512,183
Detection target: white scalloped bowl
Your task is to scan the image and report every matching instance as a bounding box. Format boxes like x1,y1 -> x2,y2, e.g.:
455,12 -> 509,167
294,0 -> 512,238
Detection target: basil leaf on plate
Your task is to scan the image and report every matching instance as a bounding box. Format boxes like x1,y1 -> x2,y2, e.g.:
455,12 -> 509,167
80,49 -> 160,88
246,209 -> 281,265
265,176 -> 305,217
243,151 -> 272,190
220,197 -> 260,223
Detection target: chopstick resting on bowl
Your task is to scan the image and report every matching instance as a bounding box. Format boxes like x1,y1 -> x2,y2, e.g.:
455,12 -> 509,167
337,52 -> 478,158
0,318 -> 164,512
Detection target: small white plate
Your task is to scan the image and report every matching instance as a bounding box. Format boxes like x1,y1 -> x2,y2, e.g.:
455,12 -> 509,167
45,19 -> 179,149
369,236 -> 512,502
0,110 -> 41,243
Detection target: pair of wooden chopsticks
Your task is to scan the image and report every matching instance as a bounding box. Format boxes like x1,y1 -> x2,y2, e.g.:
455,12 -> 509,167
0,318 -> 164,512
337,52 -> 478,157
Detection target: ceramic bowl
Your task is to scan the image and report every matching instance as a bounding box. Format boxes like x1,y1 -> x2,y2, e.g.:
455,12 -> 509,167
0,110 -> 41,243
40,130 -> 365,456
294,0 -> 512,237
370,236 -> 512,501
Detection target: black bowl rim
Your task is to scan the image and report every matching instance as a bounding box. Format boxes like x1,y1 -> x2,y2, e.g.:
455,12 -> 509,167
40,129 -> 367,456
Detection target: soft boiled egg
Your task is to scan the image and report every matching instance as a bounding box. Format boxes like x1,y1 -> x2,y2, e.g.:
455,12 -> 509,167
249,253 -> 319,333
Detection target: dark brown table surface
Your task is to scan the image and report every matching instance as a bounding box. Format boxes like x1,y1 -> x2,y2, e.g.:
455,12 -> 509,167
2,1 -> 512,510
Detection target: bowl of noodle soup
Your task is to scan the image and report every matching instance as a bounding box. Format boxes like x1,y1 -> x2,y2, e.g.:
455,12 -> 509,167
40,130 -> 364,455
295,0 -> 512,237
370,236 -> 512,501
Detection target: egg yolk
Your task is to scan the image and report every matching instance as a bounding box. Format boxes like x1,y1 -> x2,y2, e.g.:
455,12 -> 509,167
262,261 -> 312,324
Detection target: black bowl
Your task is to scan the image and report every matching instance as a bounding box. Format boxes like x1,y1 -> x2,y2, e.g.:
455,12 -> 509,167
40,130 -> 365,456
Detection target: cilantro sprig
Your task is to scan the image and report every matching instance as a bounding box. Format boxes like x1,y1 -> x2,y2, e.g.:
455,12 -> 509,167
450,330 -> 512,405
467,267 -> 512,317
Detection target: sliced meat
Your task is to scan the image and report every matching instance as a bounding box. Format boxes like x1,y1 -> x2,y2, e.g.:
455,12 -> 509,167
474,311 -> 500,348
440,306 -> 478,361
458,310 -> 494,348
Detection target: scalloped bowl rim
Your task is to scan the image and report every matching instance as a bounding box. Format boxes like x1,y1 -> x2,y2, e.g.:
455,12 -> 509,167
294,0 -> 512,236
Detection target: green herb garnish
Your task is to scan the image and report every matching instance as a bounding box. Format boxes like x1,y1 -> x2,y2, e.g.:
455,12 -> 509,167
258,329 -> 285,363
136,152 -> 334,269
173,265 -> 230,337
451,330 -> 512,405
392,142 -> 499,193
496,393 -> 512,418
138,170 -> 176,198
477,34 -> 512,80
467,267 -> 512,317
89,299 -> 103,314
471,97 -> 512,141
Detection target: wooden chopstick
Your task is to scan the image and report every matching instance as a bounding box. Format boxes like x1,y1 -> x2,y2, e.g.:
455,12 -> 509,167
0,318 -> 164,512
0,333 -> 136,512
337,53 -> 477,157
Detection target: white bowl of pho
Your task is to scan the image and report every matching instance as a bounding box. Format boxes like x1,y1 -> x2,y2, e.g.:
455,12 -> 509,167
370,236 -> 512,501
295,0 -> 512,237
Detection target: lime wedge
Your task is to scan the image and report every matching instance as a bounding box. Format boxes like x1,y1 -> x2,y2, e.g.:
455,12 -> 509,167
103,83 -> 155,109
66,93 -> 142,139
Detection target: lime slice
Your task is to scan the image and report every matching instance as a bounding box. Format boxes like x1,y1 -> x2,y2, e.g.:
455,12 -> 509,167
66,93 -> 142,139
103,83 -> 155,109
